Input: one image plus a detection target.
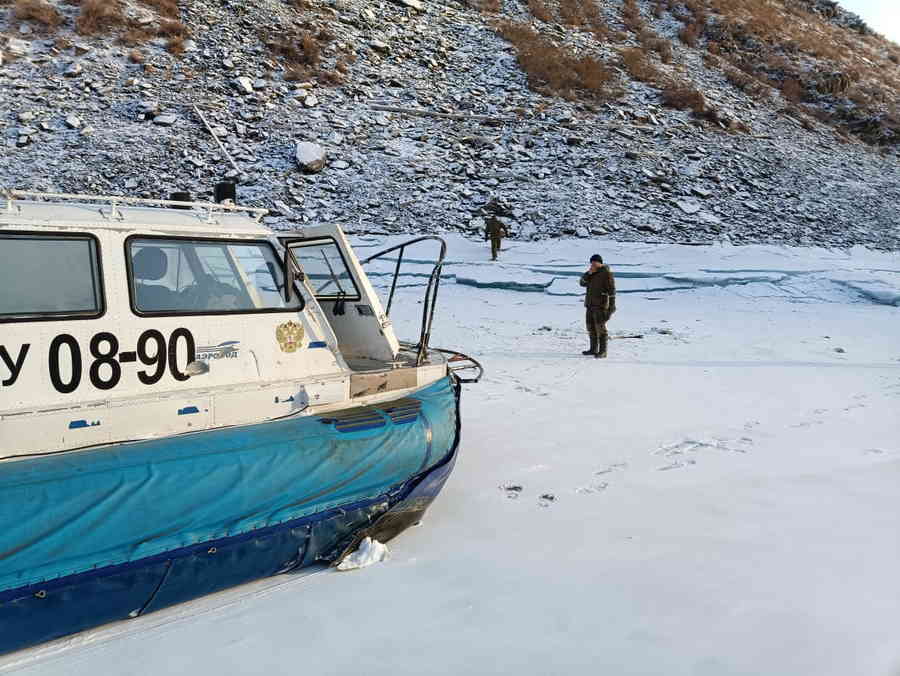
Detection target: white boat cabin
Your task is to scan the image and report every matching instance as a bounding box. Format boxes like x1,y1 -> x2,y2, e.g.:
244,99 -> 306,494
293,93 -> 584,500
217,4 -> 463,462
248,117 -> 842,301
0,192 -> 452,460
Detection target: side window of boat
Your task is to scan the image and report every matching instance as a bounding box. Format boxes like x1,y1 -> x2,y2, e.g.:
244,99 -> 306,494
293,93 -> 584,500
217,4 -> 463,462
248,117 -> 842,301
289,238 -> 361,301
0,232 -> 103,321
127,238 -> 303,315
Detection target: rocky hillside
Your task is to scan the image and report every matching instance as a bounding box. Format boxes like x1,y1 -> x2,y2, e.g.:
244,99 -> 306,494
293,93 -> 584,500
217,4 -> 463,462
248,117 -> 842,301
1,0 -> 899,248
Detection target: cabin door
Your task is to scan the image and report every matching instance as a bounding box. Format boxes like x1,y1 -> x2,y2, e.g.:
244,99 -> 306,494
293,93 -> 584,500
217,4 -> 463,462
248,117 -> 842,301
284,234 -> 399,367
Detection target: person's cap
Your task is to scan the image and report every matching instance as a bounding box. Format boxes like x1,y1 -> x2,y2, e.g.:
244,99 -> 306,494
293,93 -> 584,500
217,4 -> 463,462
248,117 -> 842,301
590,254 -> 603,263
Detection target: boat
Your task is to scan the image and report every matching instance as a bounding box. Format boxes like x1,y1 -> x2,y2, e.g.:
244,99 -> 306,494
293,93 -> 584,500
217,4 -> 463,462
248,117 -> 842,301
0,188 -> 481,654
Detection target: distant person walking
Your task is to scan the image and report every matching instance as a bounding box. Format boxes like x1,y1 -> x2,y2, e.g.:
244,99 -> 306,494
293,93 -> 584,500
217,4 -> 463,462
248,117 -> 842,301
485,214 -> 508,261
580,254 -> 616,358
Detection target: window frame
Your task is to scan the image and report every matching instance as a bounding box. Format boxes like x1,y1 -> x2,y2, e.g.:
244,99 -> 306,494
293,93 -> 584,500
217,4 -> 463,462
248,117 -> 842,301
124,234 -> 306,318
283,236 -> 362,302
0,229 -> 106,324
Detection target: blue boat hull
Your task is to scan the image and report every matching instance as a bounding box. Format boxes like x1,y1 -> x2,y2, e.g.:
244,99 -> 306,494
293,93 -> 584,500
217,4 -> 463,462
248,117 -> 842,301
0,376 -> 461,655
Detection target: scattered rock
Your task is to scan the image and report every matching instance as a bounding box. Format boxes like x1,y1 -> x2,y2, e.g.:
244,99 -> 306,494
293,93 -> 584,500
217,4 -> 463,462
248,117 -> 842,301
295,141 -> 327,173
390,0 -> 423,10
153,114 -> 178,127
233,77 -> 254,95
675,199 -> 702,215
64,115 -> 83,130
64,62 -> 83,78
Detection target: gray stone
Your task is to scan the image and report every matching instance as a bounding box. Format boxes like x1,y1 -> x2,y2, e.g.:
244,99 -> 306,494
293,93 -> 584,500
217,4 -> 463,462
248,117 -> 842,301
64,115 -> 83,130
234,77 -> 255,95
7,39 -> 30,56
304,95 -> 319,107
153,114 -> 178,127
391,0 -> 423,10
295,141 -> 327,173
691,186 -> 713,198
332,160 -> 350,170
675,199 -> 701,215
64,62 -> 83,77
17,111 -> 35,123
370,40 -> 390,54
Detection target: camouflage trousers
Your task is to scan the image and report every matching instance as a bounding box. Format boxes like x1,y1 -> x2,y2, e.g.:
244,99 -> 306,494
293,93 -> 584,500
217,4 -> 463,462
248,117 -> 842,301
585,306 -> 609,340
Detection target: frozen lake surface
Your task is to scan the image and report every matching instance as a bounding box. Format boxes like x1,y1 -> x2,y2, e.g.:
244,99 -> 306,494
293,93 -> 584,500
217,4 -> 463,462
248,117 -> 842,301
4,237 -> 900,676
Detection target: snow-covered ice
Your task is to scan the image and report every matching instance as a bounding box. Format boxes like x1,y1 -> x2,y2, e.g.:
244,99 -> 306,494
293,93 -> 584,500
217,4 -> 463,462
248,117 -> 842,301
4,237 -> 899,676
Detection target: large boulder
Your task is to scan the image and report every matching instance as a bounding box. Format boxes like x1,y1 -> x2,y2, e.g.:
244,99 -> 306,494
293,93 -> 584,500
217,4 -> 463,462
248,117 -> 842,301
295,141 -> 327,173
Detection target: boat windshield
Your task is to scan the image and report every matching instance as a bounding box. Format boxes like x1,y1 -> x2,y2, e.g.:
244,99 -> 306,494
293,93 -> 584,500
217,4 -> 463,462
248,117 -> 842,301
128,238 -> 302,315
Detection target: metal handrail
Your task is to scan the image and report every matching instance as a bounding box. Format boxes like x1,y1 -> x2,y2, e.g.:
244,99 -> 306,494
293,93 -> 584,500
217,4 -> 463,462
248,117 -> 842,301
361,236 -> 447,366
1,189 -> 269,222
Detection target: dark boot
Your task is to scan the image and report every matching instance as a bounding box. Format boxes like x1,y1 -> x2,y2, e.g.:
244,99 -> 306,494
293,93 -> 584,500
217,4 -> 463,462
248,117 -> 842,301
595,335 -> 608,359
582,336 -> 598,355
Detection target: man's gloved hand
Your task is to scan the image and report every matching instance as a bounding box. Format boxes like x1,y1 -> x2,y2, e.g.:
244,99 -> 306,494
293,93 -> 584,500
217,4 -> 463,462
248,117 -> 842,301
608,296 -> 616,318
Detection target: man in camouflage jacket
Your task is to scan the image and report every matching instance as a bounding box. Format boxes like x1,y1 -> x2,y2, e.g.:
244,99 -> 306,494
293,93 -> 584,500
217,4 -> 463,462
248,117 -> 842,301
579,254 -> 616,358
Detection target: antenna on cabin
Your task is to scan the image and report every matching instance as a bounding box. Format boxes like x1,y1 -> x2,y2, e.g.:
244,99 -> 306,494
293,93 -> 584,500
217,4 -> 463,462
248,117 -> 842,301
193,105 -> 241,177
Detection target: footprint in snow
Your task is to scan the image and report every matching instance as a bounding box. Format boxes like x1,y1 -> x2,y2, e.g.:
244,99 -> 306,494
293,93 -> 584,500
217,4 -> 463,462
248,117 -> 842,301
653,437 -> 751,470
500,483 -> 523,499
576,481 -> 608,495
538,493 -> 556,507
594,462 -> 628,476
657,459 -> 697,471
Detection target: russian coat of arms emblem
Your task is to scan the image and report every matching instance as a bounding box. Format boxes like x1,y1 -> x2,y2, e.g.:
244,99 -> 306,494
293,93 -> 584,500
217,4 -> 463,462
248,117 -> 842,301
275,321 -> 305,353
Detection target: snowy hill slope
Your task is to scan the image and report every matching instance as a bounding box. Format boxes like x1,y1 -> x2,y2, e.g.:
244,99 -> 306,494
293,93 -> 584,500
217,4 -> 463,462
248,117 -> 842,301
1,0 -> 899,248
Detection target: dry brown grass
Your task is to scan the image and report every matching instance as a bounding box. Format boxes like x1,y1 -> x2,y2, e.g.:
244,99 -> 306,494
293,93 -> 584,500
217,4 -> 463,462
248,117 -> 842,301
157,18 -> 187,37
527,0 -> 553,23
13,0 -> 63,29
494,19 -> 621,100
558,0 -> 583,27
781,77 -> 803,102
139,0 -> 179,18
75,0 -> 125,35
678,21 -> 702,46
622,0 -> 644,33
661,82 -> 706,111
639,30 -> 673,63
166,34 -> 185,55
620,46 -> 662,84
471,0 -> 501,14
118,25 -> 155,45
269,31 -> 321,68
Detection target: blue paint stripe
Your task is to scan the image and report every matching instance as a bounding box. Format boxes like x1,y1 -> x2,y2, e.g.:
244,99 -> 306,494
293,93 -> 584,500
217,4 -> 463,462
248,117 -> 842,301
68,420 -> 88,430
177,406 -> 199,416
308,341 -> 327,348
